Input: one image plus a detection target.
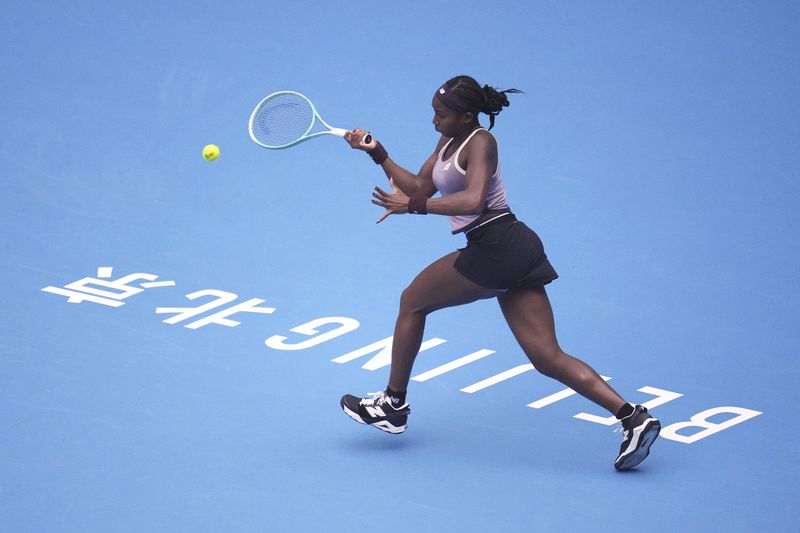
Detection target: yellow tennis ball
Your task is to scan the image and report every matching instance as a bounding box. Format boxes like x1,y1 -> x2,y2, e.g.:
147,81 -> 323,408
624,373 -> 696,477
202,144 -> 220,161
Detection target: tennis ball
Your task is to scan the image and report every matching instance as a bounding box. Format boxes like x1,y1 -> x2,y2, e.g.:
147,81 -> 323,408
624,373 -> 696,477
202,144 -> 220,161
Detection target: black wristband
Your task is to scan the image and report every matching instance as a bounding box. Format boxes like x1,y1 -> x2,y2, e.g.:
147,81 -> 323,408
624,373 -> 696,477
408,195 -> 428,215
367,141 -> 388,165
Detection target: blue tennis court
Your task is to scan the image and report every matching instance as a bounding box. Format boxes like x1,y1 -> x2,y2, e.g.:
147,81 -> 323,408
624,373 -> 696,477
2,2 -> 798,531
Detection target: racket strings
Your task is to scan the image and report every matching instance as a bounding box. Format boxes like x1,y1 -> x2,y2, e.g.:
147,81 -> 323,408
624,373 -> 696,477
251,93 -> 315,147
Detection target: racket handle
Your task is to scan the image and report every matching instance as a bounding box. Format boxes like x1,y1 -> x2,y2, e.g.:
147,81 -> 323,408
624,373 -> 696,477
332,127 -> 372,146
360,134 -> 377,150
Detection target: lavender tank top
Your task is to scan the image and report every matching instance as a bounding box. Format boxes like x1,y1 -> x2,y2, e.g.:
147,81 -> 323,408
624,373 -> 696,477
432,128 -> 510,234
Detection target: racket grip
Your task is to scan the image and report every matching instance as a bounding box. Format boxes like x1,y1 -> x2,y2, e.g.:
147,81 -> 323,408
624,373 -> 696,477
360,134 -> 377,150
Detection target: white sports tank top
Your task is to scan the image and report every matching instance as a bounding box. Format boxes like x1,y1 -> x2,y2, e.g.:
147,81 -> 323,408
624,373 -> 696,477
431,128 -> 510,234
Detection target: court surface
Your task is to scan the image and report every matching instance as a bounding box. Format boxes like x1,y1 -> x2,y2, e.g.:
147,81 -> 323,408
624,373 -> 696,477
2,2 -> 799,532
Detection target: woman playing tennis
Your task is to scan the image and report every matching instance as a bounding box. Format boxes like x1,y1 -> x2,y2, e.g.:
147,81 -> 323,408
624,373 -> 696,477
341,75 -> 660,470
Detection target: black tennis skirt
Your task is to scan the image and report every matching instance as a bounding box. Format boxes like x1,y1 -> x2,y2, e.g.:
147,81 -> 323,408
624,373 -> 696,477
453,213 -> 558,290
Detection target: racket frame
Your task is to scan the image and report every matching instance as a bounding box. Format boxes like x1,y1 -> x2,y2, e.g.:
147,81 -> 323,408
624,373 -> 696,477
248,90 -> 348,149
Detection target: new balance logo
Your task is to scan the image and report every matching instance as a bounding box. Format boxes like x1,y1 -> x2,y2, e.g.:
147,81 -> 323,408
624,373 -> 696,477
365,405 -> 385,418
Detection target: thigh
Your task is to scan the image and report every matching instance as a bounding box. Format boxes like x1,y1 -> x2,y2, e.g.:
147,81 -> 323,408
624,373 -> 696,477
496,285 -> 562,356
402,251 -> 501,314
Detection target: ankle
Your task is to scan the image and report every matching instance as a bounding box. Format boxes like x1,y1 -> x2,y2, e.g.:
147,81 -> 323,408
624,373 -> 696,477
615,402 -> 635,420
385,387 -> 407,406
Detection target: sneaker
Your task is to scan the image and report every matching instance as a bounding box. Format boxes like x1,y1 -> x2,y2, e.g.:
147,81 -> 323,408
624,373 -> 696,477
340,391 -> 410,435
614,405 -> 661,471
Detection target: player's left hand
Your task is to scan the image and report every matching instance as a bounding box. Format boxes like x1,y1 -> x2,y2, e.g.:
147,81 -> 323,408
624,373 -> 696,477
372,178 -> 409,224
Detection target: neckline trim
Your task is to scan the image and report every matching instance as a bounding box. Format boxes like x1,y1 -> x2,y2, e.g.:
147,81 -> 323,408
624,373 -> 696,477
438,127 -> 486,164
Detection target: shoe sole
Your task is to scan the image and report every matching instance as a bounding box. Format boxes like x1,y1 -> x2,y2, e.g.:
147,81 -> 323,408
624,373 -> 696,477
615,419 -> 661,471
341,403 -> 406,435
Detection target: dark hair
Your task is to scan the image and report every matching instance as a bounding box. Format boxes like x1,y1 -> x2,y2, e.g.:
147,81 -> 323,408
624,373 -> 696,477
445,75 -> 522,130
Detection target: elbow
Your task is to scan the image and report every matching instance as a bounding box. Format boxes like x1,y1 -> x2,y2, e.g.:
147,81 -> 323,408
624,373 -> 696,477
419,184 -> 437,198
468,198 -> 484,215
415,179 -> 436,198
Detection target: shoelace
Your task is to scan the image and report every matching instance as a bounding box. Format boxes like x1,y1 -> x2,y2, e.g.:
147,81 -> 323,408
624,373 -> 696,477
614,414 -> 633,435
359,391 -> 387,406
615,406 -> 648,434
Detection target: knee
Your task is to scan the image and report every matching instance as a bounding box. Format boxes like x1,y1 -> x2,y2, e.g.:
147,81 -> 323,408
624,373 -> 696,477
399,286 -> 429,316
530,348 -> 564,377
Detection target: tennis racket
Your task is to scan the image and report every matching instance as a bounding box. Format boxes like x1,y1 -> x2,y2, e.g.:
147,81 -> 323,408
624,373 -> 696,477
248,91 -> 372,150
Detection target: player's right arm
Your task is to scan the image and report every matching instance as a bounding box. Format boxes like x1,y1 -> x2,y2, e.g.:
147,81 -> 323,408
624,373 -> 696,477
345,129 -> 446,197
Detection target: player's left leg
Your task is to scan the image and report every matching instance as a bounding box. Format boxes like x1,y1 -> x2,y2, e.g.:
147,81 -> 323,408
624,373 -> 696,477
388,250 -> 500,392
341,250 -> 500,435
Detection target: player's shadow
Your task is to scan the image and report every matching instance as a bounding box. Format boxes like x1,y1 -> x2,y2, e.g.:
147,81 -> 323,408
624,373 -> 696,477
333,432 -> 422,454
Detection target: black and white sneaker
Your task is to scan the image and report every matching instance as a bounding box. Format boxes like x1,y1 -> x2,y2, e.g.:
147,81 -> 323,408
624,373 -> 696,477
340,391 -> 410,435
614,405 -> 661,471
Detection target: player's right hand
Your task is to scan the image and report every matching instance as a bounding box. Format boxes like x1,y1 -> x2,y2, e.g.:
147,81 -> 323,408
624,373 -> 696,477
344,128 -> 371,150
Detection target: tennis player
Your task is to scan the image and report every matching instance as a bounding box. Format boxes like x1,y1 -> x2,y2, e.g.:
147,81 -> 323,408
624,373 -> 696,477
341,75 -> 660,471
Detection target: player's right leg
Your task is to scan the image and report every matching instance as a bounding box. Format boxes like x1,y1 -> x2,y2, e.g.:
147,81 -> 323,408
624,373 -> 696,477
497,285 -> 660,469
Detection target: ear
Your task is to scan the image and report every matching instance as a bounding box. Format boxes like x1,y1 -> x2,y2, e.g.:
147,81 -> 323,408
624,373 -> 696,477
462,111 -> 475,124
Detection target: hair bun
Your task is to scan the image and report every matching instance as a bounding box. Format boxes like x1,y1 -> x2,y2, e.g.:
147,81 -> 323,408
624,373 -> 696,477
482,85 -> 508,114
482,85 -> 522,114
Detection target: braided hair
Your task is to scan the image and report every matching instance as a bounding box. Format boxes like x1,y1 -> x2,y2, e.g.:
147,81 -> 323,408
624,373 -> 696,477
444,75 -> 522,130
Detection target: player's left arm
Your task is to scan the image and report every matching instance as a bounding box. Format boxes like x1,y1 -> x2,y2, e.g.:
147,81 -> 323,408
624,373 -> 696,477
372,131 -> 498,223
424,132 -> 497,216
